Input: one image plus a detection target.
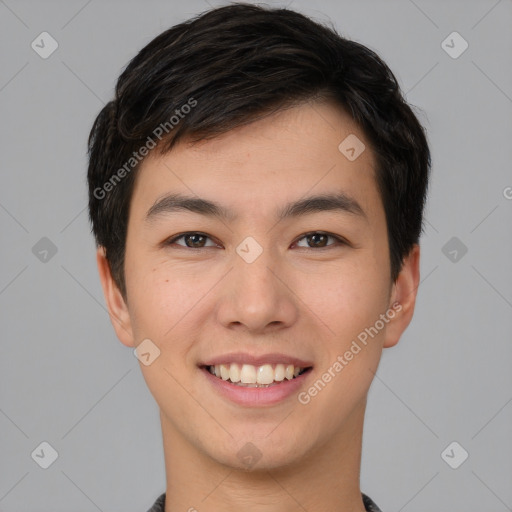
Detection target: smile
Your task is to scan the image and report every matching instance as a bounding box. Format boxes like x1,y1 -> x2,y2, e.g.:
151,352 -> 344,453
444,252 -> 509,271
207,363 -> 310,387
200,363 -> 313,406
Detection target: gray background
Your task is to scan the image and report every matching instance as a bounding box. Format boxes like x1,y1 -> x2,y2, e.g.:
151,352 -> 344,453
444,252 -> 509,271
1,0 -> 511,511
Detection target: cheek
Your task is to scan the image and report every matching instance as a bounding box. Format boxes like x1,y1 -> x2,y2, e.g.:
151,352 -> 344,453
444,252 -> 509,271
125,255 -> 215,352
124,252 -> 176,337
300,266 -> 388,432
308,255 -> 389,342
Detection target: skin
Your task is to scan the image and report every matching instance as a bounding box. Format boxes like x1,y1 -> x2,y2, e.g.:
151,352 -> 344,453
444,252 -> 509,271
96,100 -> 420,512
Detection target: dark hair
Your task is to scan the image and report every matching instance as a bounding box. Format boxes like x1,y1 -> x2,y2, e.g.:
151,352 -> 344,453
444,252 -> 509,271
87,2 -> 431,300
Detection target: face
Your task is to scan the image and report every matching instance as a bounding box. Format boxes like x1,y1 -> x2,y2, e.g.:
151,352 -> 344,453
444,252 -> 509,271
97,100 -> 419,472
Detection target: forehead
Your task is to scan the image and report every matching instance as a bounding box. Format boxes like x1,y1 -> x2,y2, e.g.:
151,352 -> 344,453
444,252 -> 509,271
129,101 -> 381,226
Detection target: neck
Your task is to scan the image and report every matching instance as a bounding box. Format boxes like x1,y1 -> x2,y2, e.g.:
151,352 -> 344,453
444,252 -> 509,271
161,401 -> 368,512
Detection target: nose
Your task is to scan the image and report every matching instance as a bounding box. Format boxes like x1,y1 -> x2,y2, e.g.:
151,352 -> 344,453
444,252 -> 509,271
215,243 -> 299,334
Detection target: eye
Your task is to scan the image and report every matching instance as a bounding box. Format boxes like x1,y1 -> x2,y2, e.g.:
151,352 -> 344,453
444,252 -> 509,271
165,232 -> 218,249
293,231 -> 347,249
164,231 -> 347,250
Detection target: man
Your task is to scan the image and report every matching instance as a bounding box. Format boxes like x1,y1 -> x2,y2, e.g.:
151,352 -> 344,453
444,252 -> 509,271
87,3 -> 430,511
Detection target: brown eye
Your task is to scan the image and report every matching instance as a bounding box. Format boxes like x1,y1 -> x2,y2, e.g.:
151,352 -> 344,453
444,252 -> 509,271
184,234 -> 207,247
166,232 -> 217,248
294,232 -> 345,249
165,231 -> 346,250
307,233 -> 329,248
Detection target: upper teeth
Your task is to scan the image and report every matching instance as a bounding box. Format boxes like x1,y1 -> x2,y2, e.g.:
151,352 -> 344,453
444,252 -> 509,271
209,363 -> 304,384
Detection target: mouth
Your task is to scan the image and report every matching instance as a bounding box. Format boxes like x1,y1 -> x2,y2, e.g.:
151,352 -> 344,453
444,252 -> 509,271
200,363 -> 313,388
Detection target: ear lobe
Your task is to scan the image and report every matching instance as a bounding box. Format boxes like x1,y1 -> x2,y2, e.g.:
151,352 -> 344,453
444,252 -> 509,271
96,246 -> 135,347
383,244 -> 421,349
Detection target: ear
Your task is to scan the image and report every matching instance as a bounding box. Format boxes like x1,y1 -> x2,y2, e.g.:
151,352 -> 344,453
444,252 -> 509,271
96,246 -> 135,347
383,244 -> 421,349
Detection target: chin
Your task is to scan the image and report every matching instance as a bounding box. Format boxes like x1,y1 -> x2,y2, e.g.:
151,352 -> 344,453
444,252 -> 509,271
204,429 -> 310,472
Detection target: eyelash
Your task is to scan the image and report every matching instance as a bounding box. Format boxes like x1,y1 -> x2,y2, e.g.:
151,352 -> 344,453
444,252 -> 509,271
164,231 -> 348,250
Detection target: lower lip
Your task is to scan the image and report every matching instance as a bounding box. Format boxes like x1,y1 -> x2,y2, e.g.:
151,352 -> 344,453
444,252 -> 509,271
201,367 -> 313,407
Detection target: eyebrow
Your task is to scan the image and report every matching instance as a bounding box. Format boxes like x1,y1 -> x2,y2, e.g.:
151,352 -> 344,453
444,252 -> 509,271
145,192 -> 367,224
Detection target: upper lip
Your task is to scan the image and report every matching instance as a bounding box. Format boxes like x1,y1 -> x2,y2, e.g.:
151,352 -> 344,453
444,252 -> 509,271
200,352 -> 314,368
